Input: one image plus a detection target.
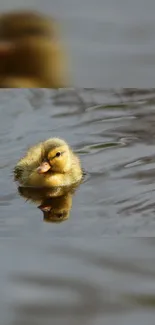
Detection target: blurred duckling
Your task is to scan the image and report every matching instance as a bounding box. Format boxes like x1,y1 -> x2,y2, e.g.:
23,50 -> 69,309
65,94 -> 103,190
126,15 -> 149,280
0,10 -> 69,88
0,10 -> 54,40
6,37 -> 68,88
14,138 -> 83,187
0,76 -> 41,88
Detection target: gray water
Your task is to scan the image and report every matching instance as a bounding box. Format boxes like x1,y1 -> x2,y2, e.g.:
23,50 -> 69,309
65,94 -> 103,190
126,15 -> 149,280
1,0 -> 155,86
1,89 -> 155,324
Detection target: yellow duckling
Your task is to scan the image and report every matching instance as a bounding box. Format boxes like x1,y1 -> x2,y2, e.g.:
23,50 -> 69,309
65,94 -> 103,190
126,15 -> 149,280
14,138 -> 83,188
0,10 -> 69,88
5,36 -> 69,88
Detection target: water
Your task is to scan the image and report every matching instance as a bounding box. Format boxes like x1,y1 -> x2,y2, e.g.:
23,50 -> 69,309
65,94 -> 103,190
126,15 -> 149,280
1,89 -> 155,324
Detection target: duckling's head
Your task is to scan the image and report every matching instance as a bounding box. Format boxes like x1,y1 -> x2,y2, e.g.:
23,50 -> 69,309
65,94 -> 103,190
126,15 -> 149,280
0,10 -> 54,41
37,138 -> 72,174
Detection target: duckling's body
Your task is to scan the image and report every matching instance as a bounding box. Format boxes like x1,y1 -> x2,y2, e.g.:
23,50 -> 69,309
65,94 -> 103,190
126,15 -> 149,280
5,37 -> 68,88
14,138 -> 82,187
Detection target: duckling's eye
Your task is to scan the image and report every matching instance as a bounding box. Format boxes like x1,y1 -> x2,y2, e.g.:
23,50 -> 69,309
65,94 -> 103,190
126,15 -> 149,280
55,152 -> 61,158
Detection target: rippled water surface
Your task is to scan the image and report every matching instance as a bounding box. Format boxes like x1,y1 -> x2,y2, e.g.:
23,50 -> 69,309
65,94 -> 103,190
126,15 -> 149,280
1,89 -> 155,324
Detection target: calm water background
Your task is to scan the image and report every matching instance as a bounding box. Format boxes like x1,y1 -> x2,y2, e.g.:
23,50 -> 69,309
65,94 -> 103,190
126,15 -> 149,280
1,0 -> 155,86
0,89 -> 155,324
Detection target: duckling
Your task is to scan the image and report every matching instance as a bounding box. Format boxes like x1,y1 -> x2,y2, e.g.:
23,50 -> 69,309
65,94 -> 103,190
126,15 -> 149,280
0,10 -> 69,88
14,138 -> 83,188
5,36 -> 69,88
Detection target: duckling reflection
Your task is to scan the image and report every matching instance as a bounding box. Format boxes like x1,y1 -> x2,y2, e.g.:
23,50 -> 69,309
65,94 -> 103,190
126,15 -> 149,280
39,195 -> 72,223
0,10 -> 69,88
18,184 -> 80,223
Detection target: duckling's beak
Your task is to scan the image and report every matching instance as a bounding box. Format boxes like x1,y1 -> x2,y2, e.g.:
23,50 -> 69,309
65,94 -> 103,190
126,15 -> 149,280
37,161 -> 51,174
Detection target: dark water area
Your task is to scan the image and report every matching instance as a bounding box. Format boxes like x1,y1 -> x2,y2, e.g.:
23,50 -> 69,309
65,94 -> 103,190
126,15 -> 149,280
1,89 -> 155,324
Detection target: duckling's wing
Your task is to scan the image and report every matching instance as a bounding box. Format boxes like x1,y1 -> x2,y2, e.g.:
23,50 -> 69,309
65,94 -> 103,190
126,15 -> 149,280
14,165 -> 23,181
14,142 -> 44,181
